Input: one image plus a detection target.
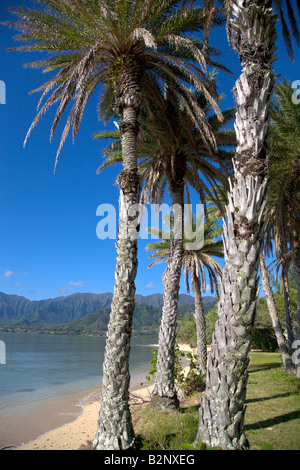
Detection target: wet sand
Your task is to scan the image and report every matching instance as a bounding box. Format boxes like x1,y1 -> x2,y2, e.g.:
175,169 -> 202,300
0,389 -> 94,449
17,381 -> 155,450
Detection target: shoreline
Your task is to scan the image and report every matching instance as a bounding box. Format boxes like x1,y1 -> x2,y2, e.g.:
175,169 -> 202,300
0,387 -> 98,450
16,377 -> 156,451
11,343 -> 195,451
0,373 -> 153,451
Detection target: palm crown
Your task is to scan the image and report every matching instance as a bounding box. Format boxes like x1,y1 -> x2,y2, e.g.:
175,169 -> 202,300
95,75 -> 236,211
146,205 -> 224,295
138,85 -> 235,210
3,0 -> 225,171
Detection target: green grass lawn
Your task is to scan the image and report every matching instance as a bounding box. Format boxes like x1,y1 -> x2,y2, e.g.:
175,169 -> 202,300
131,352 -> 300,450
245,352 -> 300,450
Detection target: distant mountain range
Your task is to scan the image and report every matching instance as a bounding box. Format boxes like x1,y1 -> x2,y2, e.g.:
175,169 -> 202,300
0,291 -> 216,327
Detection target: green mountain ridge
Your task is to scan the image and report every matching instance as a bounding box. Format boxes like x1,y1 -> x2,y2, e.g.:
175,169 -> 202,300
1,300 -> 216,336
0,291 -> 216,329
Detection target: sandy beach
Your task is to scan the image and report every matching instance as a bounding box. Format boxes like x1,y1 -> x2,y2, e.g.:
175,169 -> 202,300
9,343 -> 195,451
17,381 -> 154,451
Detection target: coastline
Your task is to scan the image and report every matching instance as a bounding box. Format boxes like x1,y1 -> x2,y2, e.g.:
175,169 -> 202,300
17,380 -> 156,451
11,343 -> 195,451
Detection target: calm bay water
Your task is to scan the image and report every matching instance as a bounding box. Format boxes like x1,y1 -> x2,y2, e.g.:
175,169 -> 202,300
0,331 -> 157,419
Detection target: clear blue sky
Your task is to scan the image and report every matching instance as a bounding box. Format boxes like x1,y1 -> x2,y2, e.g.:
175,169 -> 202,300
0,1 -> 299,301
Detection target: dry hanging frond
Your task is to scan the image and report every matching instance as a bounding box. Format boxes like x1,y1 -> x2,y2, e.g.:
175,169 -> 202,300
131,28 -> 157,50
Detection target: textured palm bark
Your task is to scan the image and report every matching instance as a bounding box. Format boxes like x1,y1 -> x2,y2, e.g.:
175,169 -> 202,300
292,243 -> 300,377
93,73 -> 141,450
150,186 -> 184,412
292,243 -> 300,341
195,1 -> 277,449
282,269 -> 294,354
195,176 -> 267,450
192,270 -> 207,375
260,254 -> 295,374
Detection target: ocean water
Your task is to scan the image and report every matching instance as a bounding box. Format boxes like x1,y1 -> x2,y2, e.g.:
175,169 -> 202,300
0,331 -> 157,446
0,332 -> 157,410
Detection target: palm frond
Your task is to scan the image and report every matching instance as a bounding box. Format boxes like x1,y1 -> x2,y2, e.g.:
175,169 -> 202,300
4,0 -> 226,171
146,200 -> 224,294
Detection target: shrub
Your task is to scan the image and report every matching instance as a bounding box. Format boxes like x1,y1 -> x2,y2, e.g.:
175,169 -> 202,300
146,343 -> 205,398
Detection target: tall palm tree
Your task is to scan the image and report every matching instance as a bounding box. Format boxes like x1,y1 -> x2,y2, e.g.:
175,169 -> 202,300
138,90 -> 234,412
280,258 -> 294,353
265,79 -> 300,373
146,206 -> 224,375
96,89 -> 235,411
194,1 -> 300,450
273,254 -> 295,354
259,253 -> 295,374
3,0 -> 224,450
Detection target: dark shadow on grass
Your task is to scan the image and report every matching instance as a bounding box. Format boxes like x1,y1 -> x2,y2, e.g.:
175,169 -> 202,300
180,405 -> 199,414
245,410 -> 300,431
246,392 -> 295,404
248,363 -> 282,374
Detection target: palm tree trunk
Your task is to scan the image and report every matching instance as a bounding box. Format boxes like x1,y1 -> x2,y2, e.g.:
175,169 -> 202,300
260,254 -> 295,374
93,74 -> 141,450
195,1 -> 277,449
292,241 -> 300,377
150,185 -> 184,412
192,270 -> 207,375
282,269 -> 294,354
292,242 -> 300,340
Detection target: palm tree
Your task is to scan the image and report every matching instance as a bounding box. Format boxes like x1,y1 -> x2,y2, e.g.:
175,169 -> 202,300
3,0 -> 224,450
139,90 -> 234,412
96,87 -> 235,411
280,258 -> 295,353
194,1 -> 300,449
146,206 -> 224,375
268,80 -> 300,331
273,254 -> 295,354
259,253 -> 295,374
265,79 -> 300,373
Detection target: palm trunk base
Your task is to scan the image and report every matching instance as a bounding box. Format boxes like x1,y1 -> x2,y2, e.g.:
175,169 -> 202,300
194,394 -> 250,450
150,391 -> 180,412
93,407 -> 134,450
